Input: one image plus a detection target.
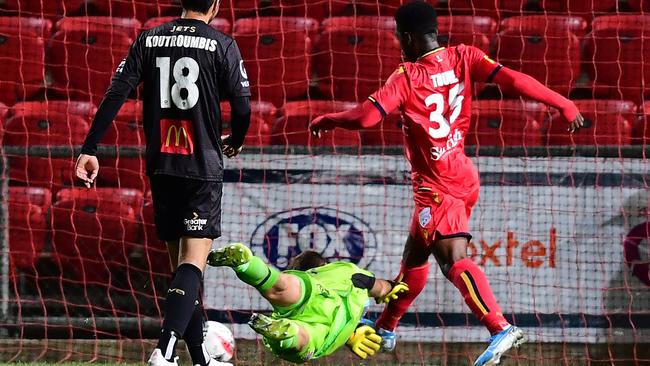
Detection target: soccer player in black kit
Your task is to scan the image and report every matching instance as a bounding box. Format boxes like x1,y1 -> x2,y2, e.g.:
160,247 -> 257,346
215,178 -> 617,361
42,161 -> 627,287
74,0 -> 250,365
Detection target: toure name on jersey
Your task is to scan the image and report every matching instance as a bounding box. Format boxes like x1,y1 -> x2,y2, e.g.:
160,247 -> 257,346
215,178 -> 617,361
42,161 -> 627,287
430,70 -> 459,88
145,35 -> 219,52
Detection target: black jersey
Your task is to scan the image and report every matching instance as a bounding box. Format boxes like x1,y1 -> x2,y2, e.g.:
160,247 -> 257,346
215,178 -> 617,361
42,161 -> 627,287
81,18 -> 251,181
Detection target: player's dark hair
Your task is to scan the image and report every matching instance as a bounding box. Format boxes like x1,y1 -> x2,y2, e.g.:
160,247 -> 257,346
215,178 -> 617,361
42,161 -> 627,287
395,1 -> 438,36
287,251 -> 328,271
181,0 -> 217,13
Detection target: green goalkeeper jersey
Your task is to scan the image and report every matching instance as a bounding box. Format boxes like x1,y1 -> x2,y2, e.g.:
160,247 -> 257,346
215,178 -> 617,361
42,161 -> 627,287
264,261 -> 374,363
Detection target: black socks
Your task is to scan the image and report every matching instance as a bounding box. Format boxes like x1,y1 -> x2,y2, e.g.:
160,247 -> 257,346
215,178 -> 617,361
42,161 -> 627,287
156,263 -> 203,361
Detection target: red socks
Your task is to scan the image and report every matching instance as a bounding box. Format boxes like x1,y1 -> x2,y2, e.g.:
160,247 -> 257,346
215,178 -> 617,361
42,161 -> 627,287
376,263 -> 430,332
448,258 -> 510,335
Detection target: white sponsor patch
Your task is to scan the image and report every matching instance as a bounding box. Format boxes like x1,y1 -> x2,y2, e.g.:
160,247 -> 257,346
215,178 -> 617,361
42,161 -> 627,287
239,60 -> 248,79
418,207 -> 432,228
184,211 -> 207,231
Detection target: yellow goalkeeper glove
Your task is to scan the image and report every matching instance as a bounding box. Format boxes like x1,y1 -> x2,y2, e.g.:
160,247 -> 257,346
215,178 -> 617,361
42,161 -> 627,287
346,325 -> 382,359
376,281 -> 409,304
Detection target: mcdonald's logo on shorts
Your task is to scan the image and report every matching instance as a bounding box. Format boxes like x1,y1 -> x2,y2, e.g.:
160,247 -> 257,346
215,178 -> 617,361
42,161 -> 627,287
160,119 -> 194,155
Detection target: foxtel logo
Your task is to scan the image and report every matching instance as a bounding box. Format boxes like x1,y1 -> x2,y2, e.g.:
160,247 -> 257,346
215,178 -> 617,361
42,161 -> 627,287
468,228 -> 557,268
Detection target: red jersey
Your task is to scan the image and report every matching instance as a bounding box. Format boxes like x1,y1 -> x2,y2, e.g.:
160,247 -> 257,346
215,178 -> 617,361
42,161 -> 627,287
369,45 -> 501,201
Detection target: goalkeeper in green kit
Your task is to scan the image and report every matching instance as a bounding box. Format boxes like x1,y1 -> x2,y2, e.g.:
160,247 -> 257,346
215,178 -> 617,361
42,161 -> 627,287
207,243 -> 409,363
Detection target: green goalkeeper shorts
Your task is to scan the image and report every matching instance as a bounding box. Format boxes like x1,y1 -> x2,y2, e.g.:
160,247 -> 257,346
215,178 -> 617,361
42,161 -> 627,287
263,265 -> 371,363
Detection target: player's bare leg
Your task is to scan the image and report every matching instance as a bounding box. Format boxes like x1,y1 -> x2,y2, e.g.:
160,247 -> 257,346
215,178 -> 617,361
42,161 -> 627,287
166,240 -> 180,270
431,236 -> 525,366
151,238 -> 213,366
208,243 -> 310,352
375,234 -> 431,351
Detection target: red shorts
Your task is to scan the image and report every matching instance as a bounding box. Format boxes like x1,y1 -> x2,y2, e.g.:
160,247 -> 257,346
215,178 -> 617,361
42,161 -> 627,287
409,186 -> 479,246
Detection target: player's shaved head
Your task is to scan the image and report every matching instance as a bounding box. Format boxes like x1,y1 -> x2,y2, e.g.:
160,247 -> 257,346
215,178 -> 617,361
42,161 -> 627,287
181,0 -> 217,14
395,1 -> 438,36
288,251 -> 328,271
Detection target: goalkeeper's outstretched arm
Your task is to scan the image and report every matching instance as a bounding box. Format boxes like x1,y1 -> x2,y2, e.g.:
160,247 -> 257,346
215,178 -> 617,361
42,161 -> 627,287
351,273 -> 409,304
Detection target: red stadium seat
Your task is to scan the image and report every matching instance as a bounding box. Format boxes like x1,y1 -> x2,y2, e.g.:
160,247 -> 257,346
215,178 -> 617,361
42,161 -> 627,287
545,0 -> 618,16
9,186 -> 53,211
234,16 -> 319,37
437,16 -> 497,52
500,15 -> 589,38
439,15 -> 497,37
360,112 -> 404,146
7,187 -> 52,272
93,0 -> 177,22
218,0 -> 277,20
271,101 -> 360,147
350,0 -> 439,16
218,0 -> 351,20
445,0 -> 499,17
2,0 -> 84,18
220,101 -> 277,146
55,16 -> 142,39
583,27 -> 650,103
321,16 -> 395,32
3,110 -> 89,146
496,29 -> 580,96
0,17 -> 52,37
545,100 -> 635,146
100,157 -> 148,191
500,0 -> 617,17
234,18 -> 313,106
313,29 -> 401,102
631,101 -> 650,145
3,110 -> 89,189
279,0 -> 347,20
51,197 -> 139,282
629,0 -> 650,12
55,188 -> 144,207
49,28 -> 132,102
466,100 -> 545,147
591,15 -> 650,32
0,31 -> 45,105
11,100 -> 97,121
0,101 -> 7,122
8,202 -> 47,272
144,16 -> 231,33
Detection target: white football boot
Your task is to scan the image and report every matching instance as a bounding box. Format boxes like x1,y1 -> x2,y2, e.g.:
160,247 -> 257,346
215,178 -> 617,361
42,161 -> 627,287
147,349 -> 179,366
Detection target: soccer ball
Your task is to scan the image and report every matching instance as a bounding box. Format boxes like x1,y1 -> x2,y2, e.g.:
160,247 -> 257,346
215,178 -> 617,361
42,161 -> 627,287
204,321 -> 235,362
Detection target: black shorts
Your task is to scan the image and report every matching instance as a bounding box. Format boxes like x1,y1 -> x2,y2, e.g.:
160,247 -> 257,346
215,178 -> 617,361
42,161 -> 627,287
149,174 -> 223,241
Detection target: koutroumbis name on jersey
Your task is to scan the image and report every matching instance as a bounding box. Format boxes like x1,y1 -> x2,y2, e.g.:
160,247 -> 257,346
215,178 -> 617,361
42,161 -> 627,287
146,35 -> 219,52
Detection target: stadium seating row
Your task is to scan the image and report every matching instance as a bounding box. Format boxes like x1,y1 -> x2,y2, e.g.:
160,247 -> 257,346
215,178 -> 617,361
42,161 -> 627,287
8,186 -> 168,281
1,14 -> 649,106
1,99 -> 648,148
0,98 -> 647,190
2,0 -> 648,22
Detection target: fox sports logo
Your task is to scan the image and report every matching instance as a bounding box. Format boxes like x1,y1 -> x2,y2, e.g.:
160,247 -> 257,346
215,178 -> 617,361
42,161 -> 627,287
250,207 -> 378,270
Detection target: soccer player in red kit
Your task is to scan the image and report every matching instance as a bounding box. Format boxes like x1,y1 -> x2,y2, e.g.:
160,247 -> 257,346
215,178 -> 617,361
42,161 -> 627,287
309,2 -> 584,365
